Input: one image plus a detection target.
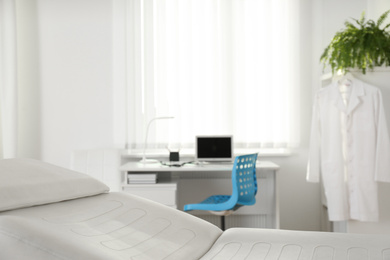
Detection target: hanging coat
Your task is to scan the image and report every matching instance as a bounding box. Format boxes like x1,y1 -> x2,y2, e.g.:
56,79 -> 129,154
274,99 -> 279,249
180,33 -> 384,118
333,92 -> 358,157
307,78 -> 390,222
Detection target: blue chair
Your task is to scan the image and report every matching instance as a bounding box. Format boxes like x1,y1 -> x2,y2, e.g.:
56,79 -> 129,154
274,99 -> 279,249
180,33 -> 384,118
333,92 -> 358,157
184,153 -> 258,230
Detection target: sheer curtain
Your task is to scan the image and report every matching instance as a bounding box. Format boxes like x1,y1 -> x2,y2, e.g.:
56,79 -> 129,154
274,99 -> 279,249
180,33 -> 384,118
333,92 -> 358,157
0,0 -> 18,158
121,0 -> 300,150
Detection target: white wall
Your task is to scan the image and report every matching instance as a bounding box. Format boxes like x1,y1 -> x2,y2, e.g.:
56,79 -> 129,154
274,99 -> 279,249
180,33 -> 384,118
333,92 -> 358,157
306,0 -> 368,231
310,0 -> 390,232
282,0 -> 390,231
15,0 -> 389,231
16,0 -> 41,159
17,0 -> 115,168
273,0 -> 320,231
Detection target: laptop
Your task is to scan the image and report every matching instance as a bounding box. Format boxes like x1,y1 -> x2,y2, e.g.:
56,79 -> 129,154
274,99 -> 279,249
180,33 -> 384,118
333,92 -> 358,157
195,135 -> 233,162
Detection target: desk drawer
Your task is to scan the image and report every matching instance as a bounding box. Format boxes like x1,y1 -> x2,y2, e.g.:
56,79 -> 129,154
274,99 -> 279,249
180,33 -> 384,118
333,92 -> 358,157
123,184 -> 177,207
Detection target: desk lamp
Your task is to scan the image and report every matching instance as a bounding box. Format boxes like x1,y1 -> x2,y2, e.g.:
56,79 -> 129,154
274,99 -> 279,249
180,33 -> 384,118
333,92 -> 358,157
140,116 -> 174,163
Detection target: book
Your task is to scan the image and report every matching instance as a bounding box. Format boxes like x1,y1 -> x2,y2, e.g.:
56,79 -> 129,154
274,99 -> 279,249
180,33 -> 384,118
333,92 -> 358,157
128,173 -> 157,184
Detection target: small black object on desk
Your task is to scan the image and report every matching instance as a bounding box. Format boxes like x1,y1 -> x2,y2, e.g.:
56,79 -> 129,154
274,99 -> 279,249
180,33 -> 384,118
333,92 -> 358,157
169,152 -> 180,162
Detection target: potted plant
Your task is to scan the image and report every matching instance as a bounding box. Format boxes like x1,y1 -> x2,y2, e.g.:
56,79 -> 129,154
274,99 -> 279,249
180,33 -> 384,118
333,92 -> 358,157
320,10 -> 390,75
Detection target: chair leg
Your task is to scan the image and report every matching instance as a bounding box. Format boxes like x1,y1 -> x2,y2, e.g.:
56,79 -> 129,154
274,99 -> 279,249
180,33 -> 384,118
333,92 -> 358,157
220,215 -> 225,230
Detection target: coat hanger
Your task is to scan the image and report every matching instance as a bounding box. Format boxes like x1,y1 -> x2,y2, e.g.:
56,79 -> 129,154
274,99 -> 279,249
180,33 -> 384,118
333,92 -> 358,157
332,71 -> 354,85
333,73 -> 355,95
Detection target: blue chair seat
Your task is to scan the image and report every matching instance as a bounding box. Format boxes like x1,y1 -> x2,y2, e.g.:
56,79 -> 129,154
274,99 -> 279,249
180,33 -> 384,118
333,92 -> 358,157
184,153 -> 258,230
184,195 -> 232,211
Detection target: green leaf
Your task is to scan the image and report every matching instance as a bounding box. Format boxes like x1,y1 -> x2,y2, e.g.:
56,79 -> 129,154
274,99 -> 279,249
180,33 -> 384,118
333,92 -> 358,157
360,11 -> 366,24
320,9 -> 390,75
377,10 -> 390,27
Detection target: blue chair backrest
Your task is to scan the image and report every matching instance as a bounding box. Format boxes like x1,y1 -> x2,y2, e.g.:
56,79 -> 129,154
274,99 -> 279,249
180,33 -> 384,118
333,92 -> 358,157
232,153 -> 258,206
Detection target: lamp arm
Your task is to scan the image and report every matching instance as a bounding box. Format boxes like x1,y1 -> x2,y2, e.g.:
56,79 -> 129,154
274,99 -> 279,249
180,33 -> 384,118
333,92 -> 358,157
141,116 -> 174,163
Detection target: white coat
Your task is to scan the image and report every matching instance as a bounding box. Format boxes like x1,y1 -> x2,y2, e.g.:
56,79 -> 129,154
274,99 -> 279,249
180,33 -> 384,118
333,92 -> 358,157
307,78 -> 390,222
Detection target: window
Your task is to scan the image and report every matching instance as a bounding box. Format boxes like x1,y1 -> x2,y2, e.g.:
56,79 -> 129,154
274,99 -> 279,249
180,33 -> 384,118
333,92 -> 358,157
113,0 -> 300,151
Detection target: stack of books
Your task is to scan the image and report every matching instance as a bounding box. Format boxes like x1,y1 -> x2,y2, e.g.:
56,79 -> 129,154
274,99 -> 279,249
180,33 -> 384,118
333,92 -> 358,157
128,173 -> 157,184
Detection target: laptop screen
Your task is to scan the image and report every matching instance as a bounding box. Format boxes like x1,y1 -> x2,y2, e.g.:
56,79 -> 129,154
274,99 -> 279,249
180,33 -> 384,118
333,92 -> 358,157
196,136 -> 233,162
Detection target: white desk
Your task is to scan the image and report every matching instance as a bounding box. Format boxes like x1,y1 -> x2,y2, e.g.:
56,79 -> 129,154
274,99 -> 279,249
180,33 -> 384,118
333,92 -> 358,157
120,161 -> 279,172
120,161 -> 280,229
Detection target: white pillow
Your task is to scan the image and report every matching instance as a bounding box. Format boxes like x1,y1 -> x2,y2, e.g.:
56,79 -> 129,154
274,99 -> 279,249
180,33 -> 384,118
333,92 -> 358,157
0,158 -> 110,211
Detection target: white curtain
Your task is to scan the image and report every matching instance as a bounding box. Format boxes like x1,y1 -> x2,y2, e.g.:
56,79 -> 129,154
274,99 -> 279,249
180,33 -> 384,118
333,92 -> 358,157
122,0 -> 300,150
0,0 -> 18,158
